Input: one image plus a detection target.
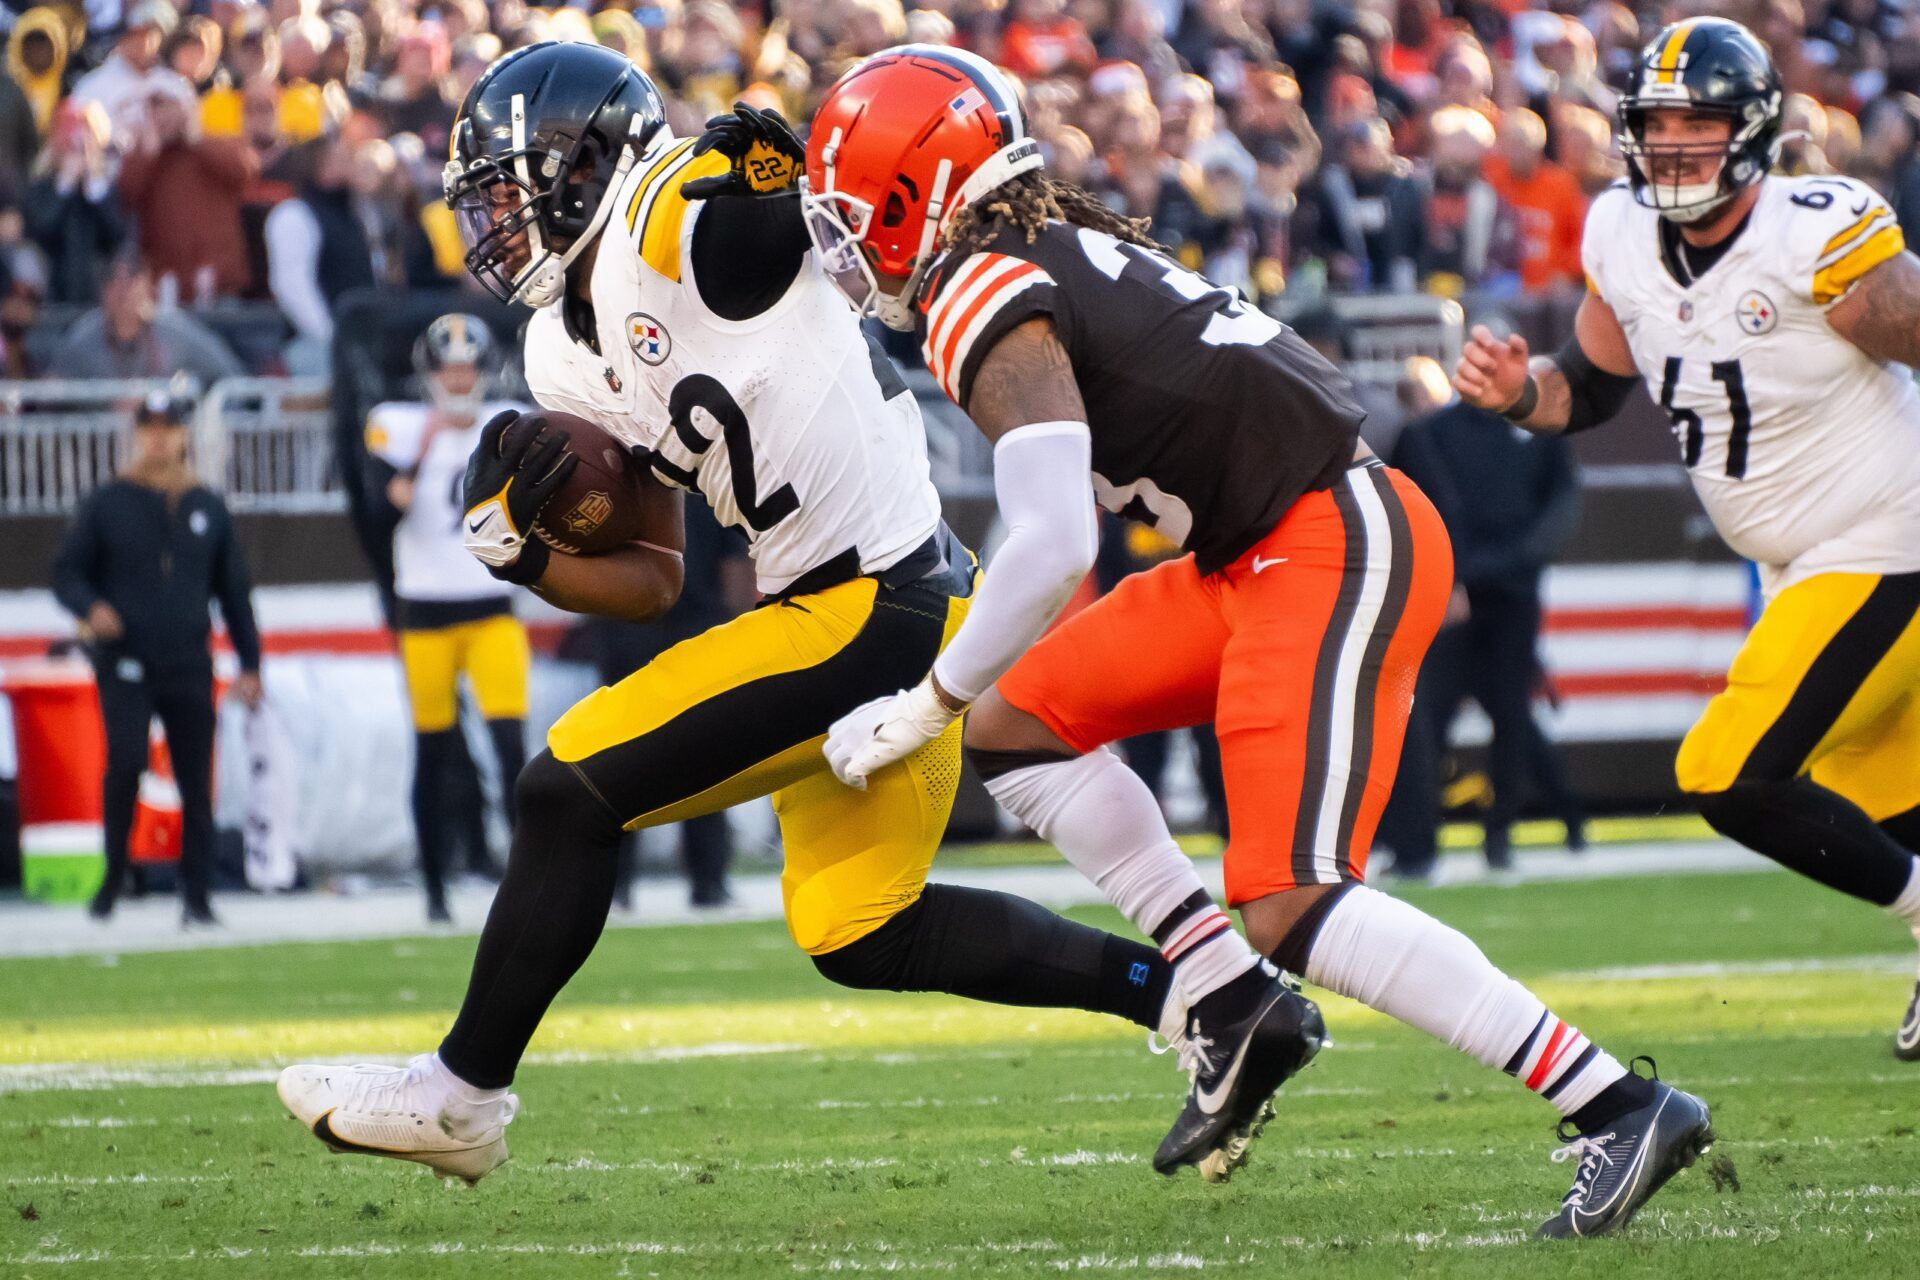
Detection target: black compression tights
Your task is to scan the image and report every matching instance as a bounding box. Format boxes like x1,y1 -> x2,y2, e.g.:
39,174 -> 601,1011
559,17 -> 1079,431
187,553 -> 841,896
439,752 -> 622,1089
1695,778 -> 1918,906
438,753 -> 1175,1089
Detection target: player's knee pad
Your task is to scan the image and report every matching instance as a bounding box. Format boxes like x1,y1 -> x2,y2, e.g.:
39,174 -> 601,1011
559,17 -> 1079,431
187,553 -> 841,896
513,750 -> 624,848
809,894 -> 926,992
1693,779 -> 1782,845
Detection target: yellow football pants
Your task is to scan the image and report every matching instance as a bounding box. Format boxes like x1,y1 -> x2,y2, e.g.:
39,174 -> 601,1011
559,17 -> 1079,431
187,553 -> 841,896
545,573 -> 970,954
1676,571 -> 1920,820
400,612 -> 531,733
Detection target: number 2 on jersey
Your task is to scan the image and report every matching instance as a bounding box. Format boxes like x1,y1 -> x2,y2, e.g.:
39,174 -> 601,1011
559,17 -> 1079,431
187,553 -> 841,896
668,375 -> 800,532
1659,356 -> 1752,479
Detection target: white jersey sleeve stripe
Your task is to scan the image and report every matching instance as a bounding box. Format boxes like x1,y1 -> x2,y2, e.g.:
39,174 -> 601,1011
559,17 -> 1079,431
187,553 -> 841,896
925,258 -> 1046,399
924,254 -> 1029,374
1815,210 -> 1899,270
940,264 -> 1054,402
923,253 -> 1004,339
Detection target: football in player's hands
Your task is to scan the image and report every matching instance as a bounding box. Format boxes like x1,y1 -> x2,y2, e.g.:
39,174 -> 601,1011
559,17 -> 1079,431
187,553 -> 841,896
528,413 -> 674,556
682,104 -> 804,200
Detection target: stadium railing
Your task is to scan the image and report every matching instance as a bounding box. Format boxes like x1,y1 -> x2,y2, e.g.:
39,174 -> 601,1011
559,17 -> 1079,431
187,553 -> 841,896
194,377 -> 340,514
0,377 -> 203,516
0,292 -> 1469,520
0,375 -> 341,517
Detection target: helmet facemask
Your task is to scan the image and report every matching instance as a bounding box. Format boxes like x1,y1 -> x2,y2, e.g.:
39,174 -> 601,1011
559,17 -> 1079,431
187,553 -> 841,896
444,92 -> 646,308
1619,97 -> 1778,224
802,127 -> 1044,333
414,316 -> 497,416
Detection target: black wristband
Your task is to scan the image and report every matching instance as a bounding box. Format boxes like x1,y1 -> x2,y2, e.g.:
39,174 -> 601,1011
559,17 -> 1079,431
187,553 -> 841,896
1500,376 -> 1540,422
490,535 -> 551,586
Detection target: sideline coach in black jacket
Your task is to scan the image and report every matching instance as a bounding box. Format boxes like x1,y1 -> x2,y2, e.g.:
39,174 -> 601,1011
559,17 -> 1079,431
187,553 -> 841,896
52,393 -> 264,925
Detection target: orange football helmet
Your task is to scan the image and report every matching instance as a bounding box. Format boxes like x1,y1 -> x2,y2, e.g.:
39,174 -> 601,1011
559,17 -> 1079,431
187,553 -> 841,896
803,45 -> 1043,331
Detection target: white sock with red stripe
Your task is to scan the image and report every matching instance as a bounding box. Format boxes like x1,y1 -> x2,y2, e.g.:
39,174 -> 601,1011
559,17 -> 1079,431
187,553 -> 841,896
983,747 -> 1260,1004
1302,886 -> 1627,1117
1891,865 -> 1920,966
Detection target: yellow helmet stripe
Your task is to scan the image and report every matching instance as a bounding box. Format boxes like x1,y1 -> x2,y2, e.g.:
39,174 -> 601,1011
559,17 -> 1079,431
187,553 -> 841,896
1656,21 -> 1695,84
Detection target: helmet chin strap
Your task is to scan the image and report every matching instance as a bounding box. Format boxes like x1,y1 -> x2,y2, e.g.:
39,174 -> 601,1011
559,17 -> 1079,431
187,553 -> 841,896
1654,182 -> 1733,224
428,376 -> 485,417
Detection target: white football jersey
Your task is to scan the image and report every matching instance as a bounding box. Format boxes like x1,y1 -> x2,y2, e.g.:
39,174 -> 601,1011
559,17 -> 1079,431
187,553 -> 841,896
1583,174 -> 1920,595
367,400 -> 528,604
522,136 -> 941,595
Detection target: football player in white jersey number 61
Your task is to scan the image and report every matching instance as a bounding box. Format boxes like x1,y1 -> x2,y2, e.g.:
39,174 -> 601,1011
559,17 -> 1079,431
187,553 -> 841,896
1456,17 -> 1920,1059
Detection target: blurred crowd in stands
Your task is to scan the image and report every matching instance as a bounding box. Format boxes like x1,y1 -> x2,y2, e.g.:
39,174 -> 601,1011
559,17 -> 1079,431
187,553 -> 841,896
0,0 -> 1917,382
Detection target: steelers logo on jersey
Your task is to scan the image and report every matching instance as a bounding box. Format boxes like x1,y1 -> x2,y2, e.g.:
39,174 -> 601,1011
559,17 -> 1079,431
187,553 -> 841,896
1736,290 -> 1778,335
626,313 -> 671,366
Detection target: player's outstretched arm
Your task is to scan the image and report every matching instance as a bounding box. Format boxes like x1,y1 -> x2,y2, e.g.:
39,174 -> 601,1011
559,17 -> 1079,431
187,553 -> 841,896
1827,249 -> 1920,367
822,318 -> 1096,789
1452,292 -> 1637,435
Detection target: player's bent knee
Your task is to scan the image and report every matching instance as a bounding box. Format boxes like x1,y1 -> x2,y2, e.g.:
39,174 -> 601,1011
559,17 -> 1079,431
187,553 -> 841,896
1252,882 -> 1355,974
1691,780 -> 1771,842
513,750 -> 623,844
962,687 -> 1073,756
810,896 -> 925,991
964,742 -> 1078,781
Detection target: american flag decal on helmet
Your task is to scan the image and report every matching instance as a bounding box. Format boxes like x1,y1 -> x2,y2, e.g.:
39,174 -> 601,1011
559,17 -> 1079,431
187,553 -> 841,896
949,87 -> 986,116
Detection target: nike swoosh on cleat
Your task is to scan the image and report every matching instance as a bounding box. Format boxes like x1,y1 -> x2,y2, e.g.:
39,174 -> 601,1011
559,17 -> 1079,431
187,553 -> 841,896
467,517 -> 490,534
1193,990 -> 1288,1115
1574,1095 -> 1668,1233
312,1109 -> 413,1157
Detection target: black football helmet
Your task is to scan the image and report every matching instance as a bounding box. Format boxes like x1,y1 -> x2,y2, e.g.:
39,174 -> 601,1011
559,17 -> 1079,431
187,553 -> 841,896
412,313 -> 498,413
1617,18 -> 1782,224
444,41 -> 669,306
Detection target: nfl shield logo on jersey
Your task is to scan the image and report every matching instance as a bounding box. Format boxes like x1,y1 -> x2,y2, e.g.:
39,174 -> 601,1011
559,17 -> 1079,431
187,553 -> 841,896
627,313 -> 671,366
1736,290 -> 1778,335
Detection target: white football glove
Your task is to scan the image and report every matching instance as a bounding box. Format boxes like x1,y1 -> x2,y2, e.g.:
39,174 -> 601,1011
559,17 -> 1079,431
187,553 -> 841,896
824,679 -> 960,789
460,411 -> 576,572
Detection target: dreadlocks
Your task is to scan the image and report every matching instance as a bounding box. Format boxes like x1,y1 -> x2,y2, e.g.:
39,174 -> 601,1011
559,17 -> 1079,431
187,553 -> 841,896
942,172 -> 1165,262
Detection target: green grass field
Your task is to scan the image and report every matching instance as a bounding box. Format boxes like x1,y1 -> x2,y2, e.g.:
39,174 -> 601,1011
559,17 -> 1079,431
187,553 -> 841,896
4,869 -> 1918,1278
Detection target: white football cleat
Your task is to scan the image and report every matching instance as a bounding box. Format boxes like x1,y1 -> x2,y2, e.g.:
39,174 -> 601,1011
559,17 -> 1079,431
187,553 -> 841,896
277,1053 -> 519,1184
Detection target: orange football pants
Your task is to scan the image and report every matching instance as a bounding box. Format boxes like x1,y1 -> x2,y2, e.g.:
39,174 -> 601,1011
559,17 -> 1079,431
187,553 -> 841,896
998,463 -> 1452,905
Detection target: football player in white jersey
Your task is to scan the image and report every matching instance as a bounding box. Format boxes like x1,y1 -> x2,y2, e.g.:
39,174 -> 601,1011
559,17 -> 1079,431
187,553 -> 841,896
278,41 -> 1315,1184
1455,17 -> 1920,1062
364,314 -> 530,923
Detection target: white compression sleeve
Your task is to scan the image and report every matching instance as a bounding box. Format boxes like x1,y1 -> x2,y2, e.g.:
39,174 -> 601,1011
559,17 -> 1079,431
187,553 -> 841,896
931,421 -> 1097,704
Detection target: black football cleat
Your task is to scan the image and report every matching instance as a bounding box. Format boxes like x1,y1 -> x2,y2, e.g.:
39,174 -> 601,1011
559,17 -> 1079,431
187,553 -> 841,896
1152,971 -> 1326,1182
1538,1065 -> 1714,1239
1896,977 -> 1920,1062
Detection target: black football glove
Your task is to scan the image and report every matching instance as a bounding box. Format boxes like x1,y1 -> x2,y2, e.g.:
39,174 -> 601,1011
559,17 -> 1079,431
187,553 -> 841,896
680,104 -> 805,201
461,410 -> 577,583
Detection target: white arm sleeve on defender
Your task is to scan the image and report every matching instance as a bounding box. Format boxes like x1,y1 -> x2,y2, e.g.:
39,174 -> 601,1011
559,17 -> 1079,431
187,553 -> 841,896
931,421 -> 1098,705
